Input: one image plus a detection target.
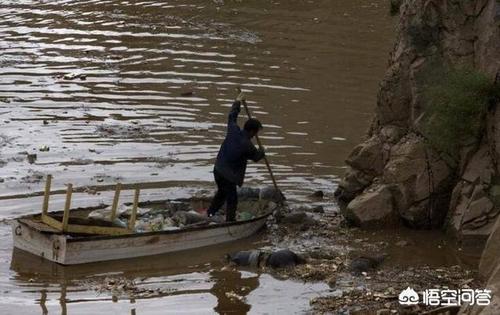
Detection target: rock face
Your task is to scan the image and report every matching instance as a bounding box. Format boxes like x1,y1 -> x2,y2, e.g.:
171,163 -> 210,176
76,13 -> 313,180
459,215 -> 500,314
335,0 -> 500,240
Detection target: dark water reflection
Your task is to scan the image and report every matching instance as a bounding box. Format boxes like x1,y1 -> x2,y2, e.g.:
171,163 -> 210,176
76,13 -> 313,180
0,0 -> 394,313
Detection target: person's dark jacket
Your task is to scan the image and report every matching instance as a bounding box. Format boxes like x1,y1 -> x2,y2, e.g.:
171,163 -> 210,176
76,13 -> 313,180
214,100 -> 264,186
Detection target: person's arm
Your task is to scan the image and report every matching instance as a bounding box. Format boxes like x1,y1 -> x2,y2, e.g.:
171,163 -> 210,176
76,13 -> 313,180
227,100 -> 241,128
247,144 -> 265,162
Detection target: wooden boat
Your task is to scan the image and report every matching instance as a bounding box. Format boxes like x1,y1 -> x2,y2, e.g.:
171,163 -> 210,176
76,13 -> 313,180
11,176 -> 277,265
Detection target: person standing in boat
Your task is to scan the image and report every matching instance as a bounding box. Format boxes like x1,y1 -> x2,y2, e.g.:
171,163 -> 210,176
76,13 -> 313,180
207,92 -> 265,222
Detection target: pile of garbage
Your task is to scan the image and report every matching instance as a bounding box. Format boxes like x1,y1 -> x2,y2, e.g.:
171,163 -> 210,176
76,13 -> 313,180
87,186 -> 282,233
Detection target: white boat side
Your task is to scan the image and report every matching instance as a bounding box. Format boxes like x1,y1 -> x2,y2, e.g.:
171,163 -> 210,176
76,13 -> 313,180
11,213 -> 270,265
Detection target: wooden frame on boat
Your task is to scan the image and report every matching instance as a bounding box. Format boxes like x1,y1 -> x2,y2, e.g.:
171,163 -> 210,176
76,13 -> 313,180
40,175 -> 137,236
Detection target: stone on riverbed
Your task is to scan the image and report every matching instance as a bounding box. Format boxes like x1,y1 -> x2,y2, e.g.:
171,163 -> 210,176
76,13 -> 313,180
342,185 -> 397,228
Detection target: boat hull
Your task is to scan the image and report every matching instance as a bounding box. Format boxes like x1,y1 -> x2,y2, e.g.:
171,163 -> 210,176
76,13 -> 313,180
11,215 -> 269,265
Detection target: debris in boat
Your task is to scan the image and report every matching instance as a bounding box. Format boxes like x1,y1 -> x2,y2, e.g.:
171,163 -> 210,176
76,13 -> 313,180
237,211 -> 254,221
86,193 -> 273,233
88,205 -> 130,220
227,249 -> 306,269
173,210 -> 208,226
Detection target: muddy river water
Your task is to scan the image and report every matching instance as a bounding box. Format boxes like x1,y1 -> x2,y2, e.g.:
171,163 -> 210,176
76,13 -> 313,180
0,0 -> 404,313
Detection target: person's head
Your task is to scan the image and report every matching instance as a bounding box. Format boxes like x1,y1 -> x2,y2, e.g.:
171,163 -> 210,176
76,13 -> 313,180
244,118 -> 263,138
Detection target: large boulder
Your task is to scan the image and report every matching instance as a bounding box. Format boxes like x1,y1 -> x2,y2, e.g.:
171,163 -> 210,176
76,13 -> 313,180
382,135 -> 453,227
459,214 -> 500,314
447,143 -> 500,242
345,136 -> 385,176
334,167 -> 374,207
342,185 -> 398,228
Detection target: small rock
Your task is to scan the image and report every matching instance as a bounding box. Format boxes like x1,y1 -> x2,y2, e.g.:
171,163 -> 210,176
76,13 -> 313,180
281,211 -> 307,224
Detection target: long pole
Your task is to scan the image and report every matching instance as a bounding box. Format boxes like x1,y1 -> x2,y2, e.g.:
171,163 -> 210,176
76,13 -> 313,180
238,89 -> 281,197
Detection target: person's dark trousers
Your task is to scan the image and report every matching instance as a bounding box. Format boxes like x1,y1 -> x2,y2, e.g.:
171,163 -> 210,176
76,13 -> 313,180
207,169 -> 238,221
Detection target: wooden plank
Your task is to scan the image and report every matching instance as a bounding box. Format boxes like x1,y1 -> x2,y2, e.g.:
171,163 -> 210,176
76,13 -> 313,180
20,218 -> 61,233
62,184 -> 72,232
41,214 -> 63,230
128,188 -> 140,230
42,175 -> 52,216
110,183 -> 122,221
65,224 -> 132,236
41,214 -> 130,235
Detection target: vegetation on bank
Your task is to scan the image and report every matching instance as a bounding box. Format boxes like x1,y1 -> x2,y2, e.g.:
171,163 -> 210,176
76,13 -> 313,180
422,67 -> 500,157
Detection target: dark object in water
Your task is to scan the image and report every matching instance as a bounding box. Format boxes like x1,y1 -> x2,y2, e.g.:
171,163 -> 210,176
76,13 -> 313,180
227,249 -> 305,269
180,91 -> 194,97
27,154 -> 37,164
226,250 -> 261,267
260,186 -> 285,202
349,254 -> 387,274
310,190 -> 324,198
265,249 -> 306,268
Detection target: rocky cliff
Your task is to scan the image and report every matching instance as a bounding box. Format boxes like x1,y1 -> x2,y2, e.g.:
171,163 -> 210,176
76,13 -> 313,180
459,214 -> 500,314
334,0 -> 500,243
